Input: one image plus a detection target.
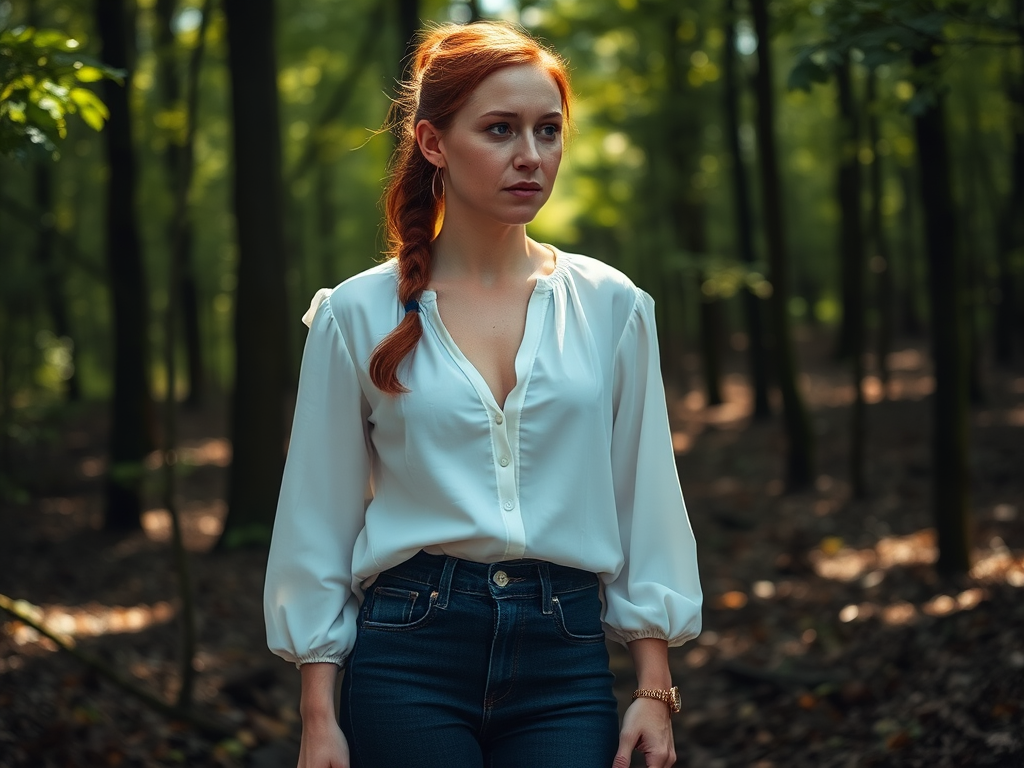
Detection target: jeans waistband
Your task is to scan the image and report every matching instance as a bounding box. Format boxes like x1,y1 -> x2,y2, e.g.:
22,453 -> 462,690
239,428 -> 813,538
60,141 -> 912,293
381,551 -> 599,613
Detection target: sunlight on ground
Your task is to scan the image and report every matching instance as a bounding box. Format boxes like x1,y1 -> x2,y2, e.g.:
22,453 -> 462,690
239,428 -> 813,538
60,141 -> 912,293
79,438 -> 232,477
667,350 -> 956,454
837,588 -> 985,627
2,600 -> 175,662
809,529 -> 938,581
704,529 -> 1024,643
142,500 -> 227,552
809,528 -> 1024,587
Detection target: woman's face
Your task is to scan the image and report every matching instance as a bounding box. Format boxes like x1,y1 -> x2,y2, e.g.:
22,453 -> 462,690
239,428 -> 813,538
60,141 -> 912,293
424,63 -> 564,228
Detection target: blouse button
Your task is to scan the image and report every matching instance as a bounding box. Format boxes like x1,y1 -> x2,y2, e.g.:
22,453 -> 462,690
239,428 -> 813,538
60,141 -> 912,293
502,500 -> 515,511
495,413 -> 504,425
499,456 -> 510,467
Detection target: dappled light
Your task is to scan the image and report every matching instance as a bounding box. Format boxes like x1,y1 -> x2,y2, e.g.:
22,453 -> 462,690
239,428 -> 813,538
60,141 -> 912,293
142,500 -> 227,552
79,438 -> 232,478
1,600 -> 175,659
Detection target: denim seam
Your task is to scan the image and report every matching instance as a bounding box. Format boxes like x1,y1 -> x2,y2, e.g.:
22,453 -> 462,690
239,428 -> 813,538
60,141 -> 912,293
360,592 -> 439,632
552,600 -> 606,644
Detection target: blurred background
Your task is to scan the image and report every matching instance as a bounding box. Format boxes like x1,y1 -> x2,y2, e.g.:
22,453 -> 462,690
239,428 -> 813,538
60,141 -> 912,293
0,0 -> 1022,766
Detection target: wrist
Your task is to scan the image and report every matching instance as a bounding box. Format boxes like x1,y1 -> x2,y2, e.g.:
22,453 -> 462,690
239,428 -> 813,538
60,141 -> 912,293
300,703 -> 337,724
632,685 -> 681,714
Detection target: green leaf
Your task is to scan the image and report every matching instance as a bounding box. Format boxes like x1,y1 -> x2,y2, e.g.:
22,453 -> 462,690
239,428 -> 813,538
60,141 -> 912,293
5,100 -> 27,123
788,56 -> 831,91
73,65 -> 106,83
30,29 -> 72,49
69,87 -> 108,131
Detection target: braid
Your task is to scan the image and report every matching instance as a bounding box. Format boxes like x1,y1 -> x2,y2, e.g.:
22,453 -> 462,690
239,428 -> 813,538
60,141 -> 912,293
367,140 -> 440,394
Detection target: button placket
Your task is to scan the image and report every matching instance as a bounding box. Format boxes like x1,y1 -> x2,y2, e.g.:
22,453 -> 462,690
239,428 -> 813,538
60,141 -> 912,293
491,406 -> 525,558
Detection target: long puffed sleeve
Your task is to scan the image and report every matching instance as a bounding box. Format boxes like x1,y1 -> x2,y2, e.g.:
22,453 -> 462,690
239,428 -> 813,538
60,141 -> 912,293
603,289 -> 702,646
264,291 -> 371,667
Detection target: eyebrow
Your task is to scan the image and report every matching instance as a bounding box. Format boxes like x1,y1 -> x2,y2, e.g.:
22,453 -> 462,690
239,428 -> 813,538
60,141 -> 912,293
478,110 -> 563,120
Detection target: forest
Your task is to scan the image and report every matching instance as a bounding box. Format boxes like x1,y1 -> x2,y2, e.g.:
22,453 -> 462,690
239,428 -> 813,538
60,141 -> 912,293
0,0 -> 1022,765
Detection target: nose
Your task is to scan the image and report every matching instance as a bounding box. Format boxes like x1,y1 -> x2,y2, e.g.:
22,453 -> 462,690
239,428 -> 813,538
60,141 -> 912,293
514,135 -> 542,170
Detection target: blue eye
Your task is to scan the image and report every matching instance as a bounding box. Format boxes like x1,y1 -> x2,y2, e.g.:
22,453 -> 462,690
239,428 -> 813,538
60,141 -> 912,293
539,124 -> 561,138
488,123 -> 512,136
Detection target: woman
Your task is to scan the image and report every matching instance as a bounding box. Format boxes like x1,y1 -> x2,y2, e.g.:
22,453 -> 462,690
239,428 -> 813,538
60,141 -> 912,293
264,21 -> 702,768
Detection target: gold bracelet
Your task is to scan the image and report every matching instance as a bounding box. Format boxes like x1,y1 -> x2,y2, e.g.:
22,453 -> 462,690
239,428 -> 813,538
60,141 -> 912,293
632,686 -> 681,713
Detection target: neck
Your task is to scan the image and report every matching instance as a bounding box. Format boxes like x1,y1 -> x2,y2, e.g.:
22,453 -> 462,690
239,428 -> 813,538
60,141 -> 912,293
430,210 -> 536,285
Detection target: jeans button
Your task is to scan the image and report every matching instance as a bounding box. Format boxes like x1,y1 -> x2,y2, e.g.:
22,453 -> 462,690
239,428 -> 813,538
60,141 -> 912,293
493,570 -> 509,587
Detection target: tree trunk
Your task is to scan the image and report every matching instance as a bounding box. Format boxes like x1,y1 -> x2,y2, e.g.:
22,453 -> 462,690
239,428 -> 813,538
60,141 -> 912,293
397,0 -> 420,79
867,70 -> 894,393
897,165 -> 925,336
835,59 -> 866,498
835,60 -> 865,365
663,13 -> 718,402
218,0 -> 290,548
96,0 -> 151,531
687,206 -> 723,407
723,0 -> 771,420
750,0 -> 814,490
995,72 -> 1024,365
912,48 -> 971,577
154,0 -> 206,407
35,164 -> 81,401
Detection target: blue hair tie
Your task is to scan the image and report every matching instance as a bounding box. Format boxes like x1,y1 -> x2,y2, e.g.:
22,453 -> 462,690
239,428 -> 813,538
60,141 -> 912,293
404,299 -> 420,314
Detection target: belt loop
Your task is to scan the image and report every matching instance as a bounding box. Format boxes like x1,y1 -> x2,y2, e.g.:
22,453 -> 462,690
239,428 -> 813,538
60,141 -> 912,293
436,556 -> 457,609
539,562 -> 553,615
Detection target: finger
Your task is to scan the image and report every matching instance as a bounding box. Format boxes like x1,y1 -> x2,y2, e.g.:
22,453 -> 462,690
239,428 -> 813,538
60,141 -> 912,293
612,731 -> 636,768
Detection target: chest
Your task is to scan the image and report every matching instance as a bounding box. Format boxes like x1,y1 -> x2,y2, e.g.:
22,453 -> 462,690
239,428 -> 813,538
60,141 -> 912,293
433,284 -> 534,408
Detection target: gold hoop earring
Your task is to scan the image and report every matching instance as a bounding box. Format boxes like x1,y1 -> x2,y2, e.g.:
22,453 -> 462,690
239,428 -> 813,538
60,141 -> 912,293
432,166 -> 445,202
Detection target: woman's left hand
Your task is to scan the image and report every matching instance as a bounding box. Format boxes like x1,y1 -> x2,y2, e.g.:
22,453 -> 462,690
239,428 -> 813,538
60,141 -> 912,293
611,697 -> 676,768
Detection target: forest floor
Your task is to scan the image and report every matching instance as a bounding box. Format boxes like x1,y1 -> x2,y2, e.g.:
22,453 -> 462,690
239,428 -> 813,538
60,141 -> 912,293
1,329 -> 1023,768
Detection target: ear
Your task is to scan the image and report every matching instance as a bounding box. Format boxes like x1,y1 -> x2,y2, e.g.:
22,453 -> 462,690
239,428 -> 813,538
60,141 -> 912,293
414,119 -> 445,169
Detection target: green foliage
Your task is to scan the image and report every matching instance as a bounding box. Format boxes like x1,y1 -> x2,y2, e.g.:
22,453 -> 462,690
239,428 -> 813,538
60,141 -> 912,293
0,25 -> 123,161
221,523 -> 273,549
788,0 -> 1022,114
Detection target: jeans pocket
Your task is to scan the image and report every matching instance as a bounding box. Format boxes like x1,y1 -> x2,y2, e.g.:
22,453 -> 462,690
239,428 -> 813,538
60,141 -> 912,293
362,584 -> 437,630
552,584 -> 605,644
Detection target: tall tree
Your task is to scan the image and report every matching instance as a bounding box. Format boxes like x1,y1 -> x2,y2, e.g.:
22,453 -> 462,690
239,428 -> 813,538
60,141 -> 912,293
154,0 -> 206,407
750,0 -> 814,489
866,70 -> 894,392
664,12 -> 722,406
912,46 -> 971,575
218,0 -> 290,548
995,67 -> 1024,364
723,0 -> 771,420
835,58 -> 867,497
96,0 -> 151,531
34,164 -> 81,402
397,0 -> 420,78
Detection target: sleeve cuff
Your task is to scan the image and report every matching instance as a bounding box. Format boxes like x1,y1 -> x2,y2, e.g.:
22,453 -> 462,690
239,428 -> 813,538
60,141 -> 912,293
294,653 -> 348,670
607,627 -> 700,648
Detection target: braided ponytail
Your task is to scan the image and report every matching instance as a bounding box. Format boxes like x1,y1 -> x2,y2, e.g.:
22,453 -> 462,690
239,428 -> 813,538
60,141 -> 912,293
368,21 -> 571,394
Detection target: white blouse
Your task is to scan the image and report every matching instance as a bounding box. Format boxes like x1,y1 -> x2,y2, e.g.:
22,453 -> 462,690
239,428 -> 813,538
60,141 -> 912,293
264,248 -> 702,667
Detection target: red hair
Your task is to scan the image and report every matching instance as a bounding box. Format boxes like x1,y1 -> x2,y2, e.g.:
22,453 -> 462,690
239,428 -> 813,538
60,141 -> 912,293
368,21 -> 572,395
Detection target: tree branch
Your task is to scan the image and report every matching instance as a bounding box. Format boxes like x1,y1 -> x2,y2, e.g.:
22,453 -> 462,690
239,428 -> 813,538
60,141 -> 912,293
0,593 -> 235,738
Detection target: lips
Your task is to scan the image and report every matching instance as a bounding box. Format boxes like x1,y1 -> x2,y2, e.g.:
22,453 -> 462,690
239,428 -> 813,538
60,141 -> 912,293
505,182 -> 543,197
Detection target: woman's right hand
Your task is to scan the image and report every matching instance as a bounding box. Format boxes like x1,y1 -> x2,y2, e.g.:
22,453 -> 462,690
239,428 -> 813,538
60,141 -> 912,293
297,713 -> 350,768
297,663 -> 348,768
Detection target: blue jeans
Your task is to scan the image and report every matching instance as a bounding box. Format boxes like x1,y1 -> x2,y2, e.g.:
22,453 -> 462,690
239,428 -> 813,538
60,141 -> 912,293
339,551 -> 620,768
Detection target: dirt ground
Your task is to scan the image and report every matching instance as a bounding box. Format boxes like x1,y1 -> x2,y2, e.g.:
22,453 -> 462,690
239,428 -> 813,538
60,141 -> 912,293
1,330 -> 1022,767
